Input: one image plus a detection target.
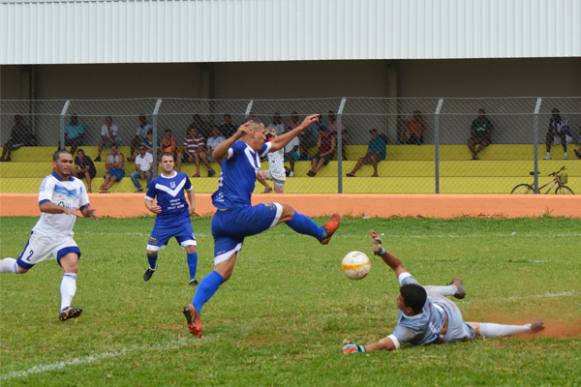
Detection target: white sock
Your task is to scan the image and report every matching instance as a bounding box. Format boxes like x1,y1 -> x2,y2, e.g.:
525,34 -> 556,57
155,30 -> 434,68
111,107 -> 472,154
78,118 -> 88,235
425,285 -> 457,297
0,258 -> 19,273
60,273 -> 77,311
478,322 -> 531,337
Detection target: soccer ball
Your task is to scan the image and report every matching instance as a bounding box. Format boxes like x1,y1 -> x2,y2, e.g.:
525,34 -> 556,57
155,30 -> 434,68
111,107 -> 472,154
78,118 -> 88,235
341,251 -> 371,280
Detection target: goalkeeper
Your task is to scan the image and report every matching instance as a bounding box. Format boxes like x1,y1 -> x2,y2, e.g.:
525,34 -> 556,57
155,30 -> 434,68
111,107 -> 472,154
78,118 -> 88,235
342,232 -> 544,355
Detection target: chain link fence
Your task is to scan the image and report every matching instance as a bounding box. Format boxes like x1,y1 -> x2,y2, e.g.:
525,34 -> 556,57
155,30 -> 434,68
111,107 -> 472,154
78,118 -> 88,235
0,97 -> 579,194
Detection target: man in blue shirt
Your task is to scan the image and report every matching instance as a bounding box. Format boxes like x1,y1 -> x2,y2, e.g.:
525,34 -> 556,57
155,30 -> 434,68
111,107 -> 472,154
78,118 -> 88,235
64,113 -> 86,155
346,128 -> 387,177
183,114 -> 341,337
144,153 -> 199,285
342,232 -> 544,354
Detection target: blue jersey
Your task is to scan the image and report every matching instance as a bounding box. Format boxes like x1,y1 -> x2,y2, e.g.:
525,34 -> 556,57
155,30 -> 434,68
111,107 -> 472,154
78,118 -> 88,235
146,171 -> 192,222
389,273 -> 447,347
212,140 -> 272,209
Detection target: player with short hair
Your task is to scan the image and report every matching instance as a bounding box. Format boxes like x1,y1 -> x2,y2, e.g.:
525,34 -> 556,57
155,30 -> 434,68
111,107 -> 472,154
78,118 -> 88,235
143,152 -> 199,285
342,232 -> 544,354
0,150 -> 97,321
256,128 -> 287,193
183,115 -> 341,337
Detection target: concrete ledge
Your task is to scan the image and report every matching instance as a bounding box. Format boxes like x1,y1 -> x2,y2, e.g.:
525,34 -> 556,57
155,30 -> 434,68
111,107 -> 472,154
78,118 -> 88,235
1,193 -> 580,218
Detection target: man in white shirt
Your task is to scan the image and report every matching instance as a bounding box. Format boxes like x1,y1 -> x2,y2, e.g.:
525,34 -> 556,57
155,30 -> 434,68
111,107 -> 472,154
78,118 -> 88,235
267,112 -> 286,135
284,130 -> 300,177
257,129 -> 287,193
130,145 -> 154,192
95,116 -> 120,161
206,127 -> 226,162
0,150 -> 97,321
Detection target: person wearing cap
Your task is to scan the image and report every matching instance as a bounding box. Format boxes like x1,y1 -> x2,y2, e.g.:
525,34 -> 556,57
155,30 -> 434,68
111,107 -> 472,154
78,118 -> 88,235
346,128 -> 387,177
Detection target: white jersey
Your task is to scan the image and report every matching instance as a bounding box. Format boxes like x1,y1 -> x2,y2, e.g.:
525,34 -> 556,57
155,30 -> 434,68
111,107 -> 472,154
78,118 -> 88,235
267,148 -> 286,181
32,172 -> 89,238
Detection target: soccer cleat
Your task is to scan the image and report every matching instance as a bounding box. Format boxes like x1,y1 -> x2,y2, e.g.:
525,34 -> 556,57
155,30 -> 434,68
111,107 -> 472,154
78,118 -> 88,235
143,268 -> 156,282
449,277 -> 466,299
530,320 -> 544,333
183,304 -> 203,338
319,213 -> 341,245
189,277 -> 199,287
59,306 -> 83,321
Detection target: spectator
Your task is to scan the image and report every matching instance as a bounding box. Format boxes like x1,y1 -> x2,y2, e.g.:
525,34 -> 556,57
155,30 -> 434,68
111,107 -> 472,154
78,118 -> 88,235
130,145 -> 154,192
283,126 -> 300,177
95,116 -> 120,161
64,113 -> 86,155
206,127 -> 226,161
287,111 -> 301,130
142,129 -> 155,153
402,110 -> 429,145
0,115 -> 36,162
545,108 -> 578,160
300,112 -> 320,160
74,148 -> 97,192
100,144 -> 125,193
346,128 -> 387,177
267,112 -> 285,135
256,129 -> 286,193
182,126 -> 215,177
191,114 -> 210,138
307,125 -> 336,177
219,114 -> 237,138
130,114 -> 153,161
327,111 -> 347,160
467,108 -> 493,160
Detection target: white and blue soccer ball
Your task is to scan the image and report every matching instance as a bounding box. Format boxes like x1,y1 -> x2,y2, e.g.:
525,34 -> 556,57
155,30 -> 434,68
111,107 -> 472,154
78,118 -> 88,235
341,251 -> 371,280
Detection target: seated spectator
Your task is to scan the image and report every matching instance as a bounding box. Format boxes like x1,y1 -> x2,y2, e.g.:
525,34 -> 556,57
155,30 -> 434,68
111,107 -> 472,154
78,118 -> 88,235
307,125 -> 336,177
0,115 -> 36,162
182,126 -> 215,177
130,145 -> 154,192
346,128 -> 387,177
130,114 -> 152,161
206,127 -> 226,161
64,113 -> 86,155
545,108 -> 578,160
74,149 -> 97,192
95,116 -> 120,161
267,112 -> 285,135
467,108 -> 493,160
327,111 -> 347,160
100,144 -> 125,193
283,127 -> 300,177
402,110 -> 429,145
142,129 -> 157,153
219,114 -> 237,138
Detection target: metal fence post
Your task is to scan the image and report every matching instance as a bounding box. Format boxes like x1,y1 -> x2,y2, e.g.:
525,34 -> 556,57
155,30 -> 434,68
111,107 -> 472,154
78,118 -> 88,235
532,97 -> 542,193
337,97 -> 348,194
59,100 -> 70,150
152,98 -> 163,175
434,98 -> 444,193
245,99 -> 254,118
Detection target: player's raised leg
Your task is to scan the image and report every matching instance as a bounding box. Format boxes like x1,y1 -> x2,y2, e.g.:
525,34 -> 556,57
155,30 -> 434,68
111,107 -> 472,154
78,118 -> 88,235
468,321 -> 544,337
58,251 -> 83,321
278,203 -> 341,245
0,258 -> 23,273
425,277 -> 465,299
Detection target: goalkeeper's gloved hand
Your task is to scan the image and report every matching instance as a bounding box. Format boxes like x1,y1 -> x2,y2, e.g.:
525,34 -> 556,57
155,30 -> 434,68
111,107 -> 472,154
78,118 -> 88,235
342,341 -> 366,355
368,230 -> 385,256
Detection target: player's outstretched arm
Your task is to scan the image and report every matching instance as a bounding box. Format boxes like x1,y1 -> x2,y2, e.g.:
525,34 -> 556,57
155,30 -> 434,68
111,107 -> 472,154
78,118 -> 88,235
270,114 -> 320,152
212,122 -> 251,162
342,337 -> 397,355
369,231 -> 407,278
39,201 -> 78,216
80,205 -> 97,219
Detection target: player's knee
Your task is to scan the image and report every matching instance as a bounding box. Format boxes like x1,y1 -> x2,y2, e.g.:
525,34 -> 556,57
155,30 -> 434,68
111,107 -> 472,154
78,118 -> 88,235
279,204 -> 295,222
185,245 -> 197,254
16,265 -> 28,274
146,249 -> 158,257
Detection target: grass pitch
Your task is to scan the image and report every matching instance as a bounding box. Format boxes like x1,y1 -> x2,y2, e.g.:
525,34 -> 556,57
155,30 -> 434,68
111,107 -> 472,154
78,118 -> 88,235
1,216 -> 580,386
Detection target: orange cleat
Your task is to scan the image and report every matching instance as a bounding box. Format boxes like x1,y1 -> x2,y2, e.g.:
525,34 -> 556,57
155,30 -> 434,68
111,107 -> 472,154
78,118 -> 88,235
182,304 -> 203,338
320,213 -> 341,245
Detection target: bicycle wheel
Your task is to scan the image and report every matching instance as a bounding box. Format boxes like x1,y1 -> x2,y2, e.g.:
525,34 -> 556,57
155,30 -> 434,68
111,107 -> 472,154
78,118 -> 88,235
555,185 -> 575,195
511,184 -> 535,194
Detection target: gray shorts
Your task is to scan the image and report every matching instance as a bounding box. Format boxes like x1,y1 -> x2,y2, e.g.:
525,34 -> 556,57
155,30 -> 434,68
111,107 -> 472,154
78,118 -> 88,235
428,292 -> 476,343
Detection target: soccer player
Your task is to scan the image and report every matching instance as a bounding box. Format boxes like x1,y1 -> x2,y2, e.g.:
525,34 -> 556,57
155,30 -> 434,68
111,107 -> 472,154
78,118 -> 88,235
0,150 -> 97,321
256,128 -> 287,193
143,153 -> 199,285
342,232 -> 544,354
183,115 -> 341,337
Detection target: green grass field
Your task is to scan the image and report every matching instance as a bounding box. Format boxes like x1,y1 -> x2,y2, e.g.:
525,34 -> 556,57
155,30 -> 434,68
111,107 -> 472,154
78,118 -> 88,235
1,216 -> 580,386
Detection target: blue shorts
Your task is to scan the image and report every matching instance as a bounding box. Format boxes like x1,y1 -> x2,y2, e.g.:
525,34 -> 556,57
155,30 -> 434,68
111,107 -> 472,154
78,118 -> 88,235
211,203 -> 283,264
147,218 -> 196,252
108,168 -> 125,182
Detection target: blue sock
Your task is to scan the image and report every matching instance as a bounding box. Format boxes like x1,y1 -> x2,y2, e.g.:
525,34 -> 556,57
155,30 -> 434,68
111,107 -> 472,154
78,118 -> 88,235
187,251 -> 198,279
147,253 -> 158,270
286,211 -> 326,240
192,271 -> 224,313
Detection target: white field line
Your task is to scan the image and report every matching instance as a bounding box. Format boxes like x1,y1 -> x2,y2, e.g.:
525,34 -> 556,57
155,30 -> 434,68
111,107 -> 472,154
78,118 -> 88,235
0,336 -> 207,382
462,291 -> 580,304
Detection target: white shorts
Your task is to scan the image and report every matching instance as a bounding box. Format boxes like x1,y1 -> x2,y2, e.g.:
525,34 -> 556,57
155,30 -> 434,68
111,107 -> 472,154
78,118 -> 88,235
16,232 -> 80,270
260,170 -> 286,190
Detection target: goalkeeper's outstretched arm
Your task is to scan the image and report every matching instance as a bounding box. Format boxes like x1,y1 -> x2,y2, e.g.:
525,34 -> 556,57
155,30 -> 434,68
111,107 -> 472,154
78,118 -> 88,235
369,231 -> 408,278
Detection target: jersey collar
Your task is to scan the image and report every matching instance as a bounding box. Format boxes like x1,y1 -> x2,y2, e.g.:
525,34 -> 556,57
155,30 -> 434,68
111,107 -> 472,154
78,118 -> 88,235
51,171 -> 73,181
160,171 -> 178,179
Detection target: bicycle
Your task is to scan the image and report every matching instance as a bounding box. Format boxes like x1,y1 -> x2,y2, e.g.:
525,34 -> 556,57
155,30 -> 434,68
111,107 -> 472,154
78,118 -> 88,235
511,166 -> 575,195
